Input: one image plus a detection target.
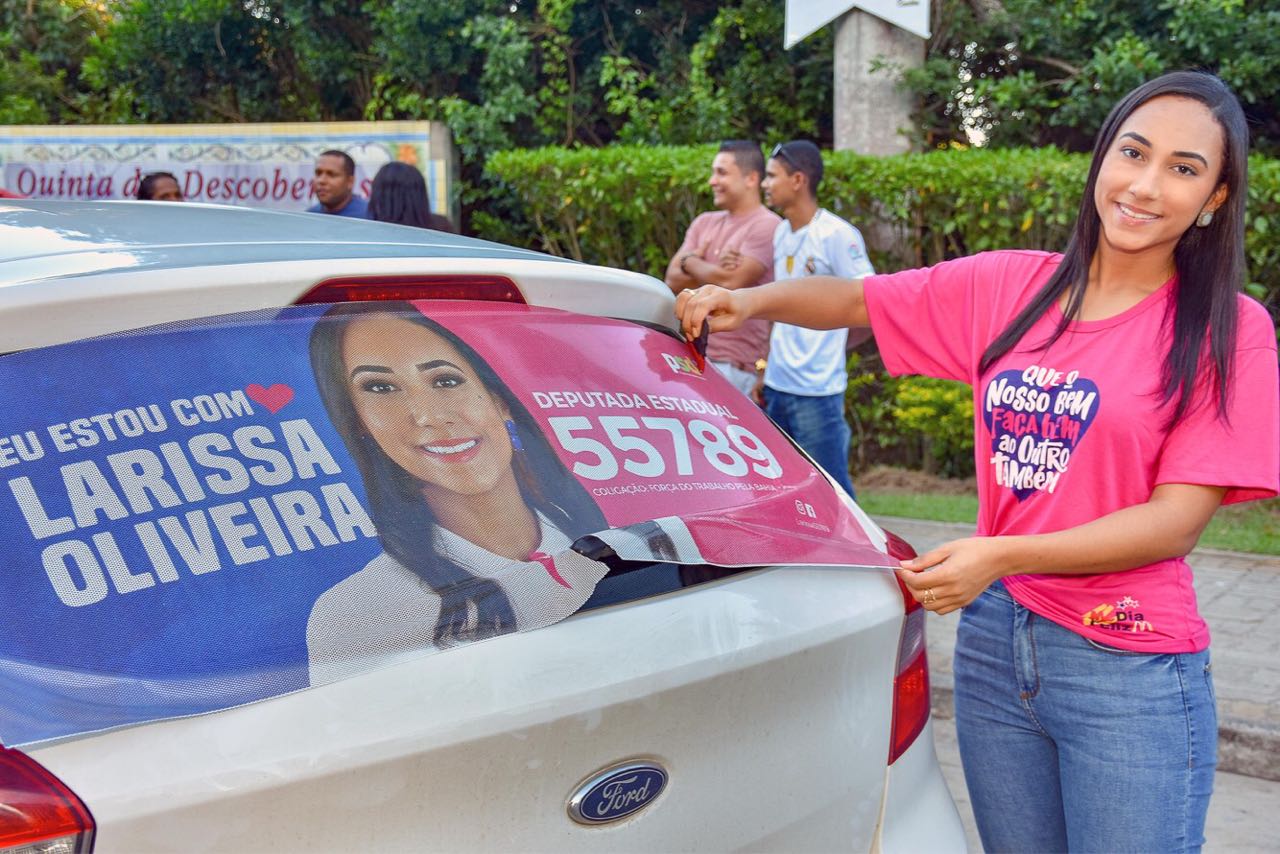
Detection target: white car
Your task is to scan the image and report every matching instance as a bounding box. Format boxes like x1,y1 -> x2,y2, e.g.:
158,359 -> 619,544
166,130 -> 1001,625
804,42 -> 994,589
0,200 -> 965,853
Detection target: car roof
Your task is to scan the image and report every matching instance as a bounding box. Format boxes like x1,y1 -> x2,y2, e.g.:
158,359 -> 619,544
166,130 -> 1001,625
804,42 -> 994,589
0,199 -> 672,352
0,200 -> 563,282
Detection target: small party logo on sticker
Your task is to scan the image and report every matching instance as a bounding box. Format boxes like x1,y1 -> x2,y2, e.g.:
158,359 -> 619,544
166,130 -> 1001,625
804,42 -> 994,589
661,352 -> 703,378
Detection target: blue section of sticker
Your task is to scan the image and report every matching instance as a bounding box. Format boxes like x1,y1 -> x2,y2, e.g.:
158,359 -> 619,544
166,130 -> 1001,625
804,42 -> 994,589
0,305 -> 384,746
570,764 -> 667,824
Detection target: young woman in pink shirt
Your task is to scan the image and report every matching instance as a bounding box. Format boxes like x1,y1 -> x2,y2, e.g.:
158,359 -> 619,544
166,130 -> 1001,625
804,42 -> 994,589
677,72 -> 1278,852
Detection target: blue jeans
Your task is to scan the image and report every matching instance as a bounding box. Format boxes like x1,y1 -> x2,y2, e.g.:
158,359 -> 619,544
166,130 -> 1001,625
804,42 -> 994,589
954,581 -> 1216,853
763,387 -> 855,497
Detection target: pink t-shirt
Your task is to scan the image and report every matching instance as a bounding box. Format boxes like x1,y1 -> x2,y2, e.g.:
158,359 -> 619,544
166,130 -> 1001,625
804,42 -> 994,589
864,250 -> 1279,652
677,206 -> 781,367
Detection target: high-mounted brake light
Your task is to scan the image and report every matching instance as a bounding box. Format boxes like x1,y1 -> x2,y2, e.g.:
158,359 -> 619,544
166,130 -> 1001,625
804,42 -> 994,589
884,529 -> 930,764
294,275 -> 526,305
0,746 -> 95,853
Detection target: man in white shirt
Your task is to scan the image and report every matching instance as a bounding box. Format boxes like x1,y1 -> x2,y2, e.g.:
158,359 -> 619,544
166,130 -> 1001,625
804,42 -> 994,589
760,140 -> 874,497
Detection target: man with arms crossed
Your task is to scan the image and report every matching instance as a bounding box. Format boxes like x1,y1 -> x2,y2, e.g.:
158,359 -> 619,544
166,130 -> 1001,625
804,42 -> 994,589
308,149 -> 369,218
760,140 -> 873,497
665,141 -> 780,400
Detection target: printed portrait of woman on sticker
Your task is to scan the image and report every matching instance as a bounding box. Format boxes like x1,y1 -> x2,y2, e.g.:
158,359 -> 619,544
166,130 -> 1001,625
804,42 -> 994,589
304,301 -> 612,685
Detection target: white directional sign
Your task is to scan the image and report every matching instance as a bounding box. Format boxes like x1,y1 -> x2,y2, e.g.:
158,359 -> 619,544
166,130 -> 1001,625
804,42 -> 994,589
784,0 -> 930,48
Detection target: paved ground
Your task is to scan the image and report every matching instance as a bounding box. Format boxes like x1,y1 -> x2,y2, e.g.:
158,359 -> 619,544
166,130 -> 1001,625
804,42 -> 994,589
874,517 -> 1280,851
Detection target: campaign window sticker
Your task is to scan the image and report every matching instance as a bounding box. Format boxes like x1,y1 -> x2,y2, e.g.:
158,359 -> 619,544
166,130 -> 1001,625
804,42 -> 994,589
0,301 -> 892,746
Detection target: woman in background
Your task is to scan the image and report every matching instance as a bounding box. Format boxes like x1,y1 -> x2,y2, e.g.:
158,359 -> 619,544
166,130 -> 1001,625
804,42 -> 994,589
136,171 -> 182,202
368,161 -> 456,233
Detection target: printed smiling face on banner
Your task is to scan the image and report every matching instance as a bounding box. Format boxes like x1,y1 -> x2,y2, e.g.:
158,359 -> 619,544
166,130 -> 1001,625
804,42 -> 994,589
0,301 -> 888,747
982,364 -> 1101,500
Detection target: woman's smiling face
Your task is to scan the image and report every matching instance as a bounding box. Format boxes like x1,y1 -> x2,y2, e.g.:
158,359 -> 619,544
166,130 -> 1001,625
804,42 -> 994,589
1093,95 -> 1229,260
342,314 -> 515,499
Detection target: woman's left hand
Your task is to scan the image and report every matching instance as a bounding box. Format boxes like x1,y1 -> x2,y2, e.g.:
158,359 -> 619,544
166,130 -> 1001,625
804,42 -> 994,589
894,537 -> 1015,615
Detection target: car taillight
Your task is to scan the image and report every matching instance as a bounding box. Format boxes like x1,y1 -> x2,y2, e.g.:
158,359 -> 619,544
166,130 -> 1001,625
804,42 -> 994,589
0,747 -> 94,854
294,275 -> 526,305
884,529 -> 930,765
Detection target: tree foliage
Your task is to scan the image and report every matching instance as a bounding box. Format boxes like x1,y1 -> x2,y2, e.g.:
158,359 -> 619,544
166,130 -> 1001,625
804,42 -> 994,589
35,1 -> 832,160
11,2 -> 1280,156
904,0 -> 1280,154
82,0 -> 379,123
361,0 -> 833,161
0,0 -> 122,124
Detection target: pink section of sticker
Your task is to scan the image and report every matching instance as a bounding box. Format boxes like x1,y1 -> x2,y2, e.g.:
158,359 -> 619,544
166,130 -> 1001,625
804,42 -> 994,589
418,302 -> 889,569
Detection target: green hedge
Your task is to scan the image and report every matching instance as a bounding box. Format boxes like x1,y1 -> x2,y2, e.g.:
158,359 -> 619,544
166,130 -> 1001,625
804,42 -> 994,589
474,145 -> 714,277
477,144 -> 1280,476
479,143 -> 1280,305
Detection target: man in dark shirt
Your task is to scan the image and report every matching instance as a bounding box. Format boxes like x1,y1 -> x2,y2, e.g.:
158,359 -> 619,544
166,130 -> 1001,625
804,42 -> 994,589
307,150 -> 369,218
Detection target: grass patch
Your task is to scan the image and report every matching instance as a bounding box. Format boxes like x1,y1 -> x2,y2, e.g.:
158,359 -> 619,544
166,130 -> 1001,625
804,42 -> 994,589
857,491 -> 978,525
858,482 -> 1280,556
1199,500 -> 1280,555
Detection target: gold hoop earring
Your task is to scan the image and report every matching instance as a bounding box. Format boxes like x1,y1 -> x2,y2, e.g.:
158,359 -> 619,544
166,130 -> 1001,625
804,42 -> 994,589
1196,210 -> 1214,228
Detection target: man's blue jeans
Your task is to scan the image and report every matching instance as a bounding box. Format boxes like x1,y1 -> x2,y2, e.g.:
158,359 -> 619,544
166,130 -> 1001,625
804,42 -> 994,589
763,387 -> 855,497
954,581 -> 1216,853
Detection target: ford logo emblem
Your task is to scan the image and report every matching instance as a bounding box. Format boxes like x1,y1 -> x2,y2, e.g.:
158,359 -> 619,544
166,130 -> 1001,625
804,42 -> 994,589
567,760 -> 668,825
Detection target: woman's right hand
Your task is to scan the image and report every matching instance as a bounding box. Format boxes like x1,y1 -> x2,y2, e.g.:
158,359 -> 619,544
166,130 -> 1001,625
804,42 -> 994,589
676,285 -> 752,342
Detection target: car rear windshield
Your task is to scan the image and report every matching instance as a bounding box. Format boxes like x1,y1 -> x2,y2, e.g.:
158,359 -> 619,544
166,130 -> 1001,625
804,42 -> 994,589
0,300 -> 890,746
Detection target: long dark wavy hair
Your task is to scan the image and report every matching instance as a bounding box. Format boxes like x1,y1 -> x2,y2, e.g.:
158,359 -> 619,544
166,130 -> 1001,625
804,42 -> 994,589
309,301 -> 608,647
369,162 -> 432,227
979,71 -> 1249,426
